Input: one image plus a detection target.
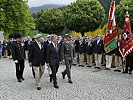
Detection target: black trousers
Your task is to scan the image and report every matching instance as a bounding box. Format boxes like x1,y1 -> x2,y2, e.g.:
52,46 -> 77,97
15,60 -> 25,80
50,63 -> 59,84
63,59 -> 72,79
125,55 -> 133,72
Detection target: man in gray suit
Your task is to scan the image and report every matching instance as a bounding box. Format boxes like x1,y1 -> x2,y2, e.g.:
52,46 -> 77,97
61,34 -> 73,84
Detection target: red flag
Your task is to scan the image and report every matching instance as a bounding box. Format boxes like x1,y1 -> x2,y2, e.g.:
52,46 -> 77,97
104,0 -> 118,53
119,11 -> 133,59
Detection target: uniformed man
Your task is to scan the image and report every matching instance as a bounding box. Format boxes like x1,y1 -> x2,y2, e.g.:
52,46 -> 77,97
12,32 -> 25,82
61,34 -> 73,84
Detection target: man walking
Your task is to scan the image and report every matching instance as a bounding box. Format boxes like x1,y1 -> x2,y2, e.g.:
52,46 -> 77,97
46,35 -> 61,88
61,34 -> 73,84
12,32 -> 25,82
28,34 -> 46,90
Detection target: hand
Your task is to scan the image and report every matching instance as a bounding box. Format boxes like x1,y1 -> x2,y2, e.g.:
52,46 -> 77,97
74,57 -> 76,60
61,60 -> 65,65
29,63 -> 32,67
59,62 -> 62,65
14,60 -> 18,63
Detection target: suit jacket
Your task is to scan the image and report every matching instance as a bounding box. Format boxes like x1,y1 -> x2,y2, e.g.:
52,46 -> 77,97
46,43 -> 61,66
74,40 -> 80,53
93,39 -> 104,54
86,41 -> 93,54
28,41 -> 46,66
61,41 -> 73,61
12,42 -> 25,61
78,42 -> 86,54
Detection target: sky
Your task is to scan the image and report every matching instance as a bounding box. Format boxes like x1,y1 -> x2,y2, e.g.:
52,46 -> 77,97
28,0 -> 77,7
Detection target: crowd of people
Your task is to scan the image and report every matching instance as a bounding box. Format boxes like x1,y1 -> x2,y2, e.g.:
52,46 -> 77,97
0,32 -> 132,90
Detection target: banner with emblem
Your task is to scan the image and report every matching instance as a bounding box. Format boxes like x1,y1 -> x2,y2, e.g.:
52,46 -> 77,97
104,0 -> 118,53
119,11 -> 133,59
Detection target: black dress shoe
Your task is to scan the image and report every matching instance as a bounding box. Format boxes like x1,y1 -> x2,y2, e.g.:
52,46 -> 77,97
68,80 -> 73,84
21,77 -> 25,80
123,71 -> 128,74
72,64 -> 77,66
114,69 -> 119,72
105,68 -> 111,70
87,65 -> 91,67
78,65 -> 82,67
37,87 -> 41,90
18,79 -> 22,82
82,65 -> 84,67
62,72 -> 65,79
94,67 -> 100,69
117,70 -> 121,72
54,84 -> 59,88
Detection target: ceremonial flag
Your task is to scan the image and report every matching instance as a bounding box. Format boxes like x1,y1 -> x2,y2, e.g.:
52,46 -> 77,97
104,0 -> 118,53
119,11 -> 133,59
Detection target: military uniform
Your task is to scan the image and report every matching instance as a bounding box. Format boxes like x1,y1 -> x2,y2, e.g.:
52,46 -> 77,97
12,41 -> 25,82
61,35 -> 73,83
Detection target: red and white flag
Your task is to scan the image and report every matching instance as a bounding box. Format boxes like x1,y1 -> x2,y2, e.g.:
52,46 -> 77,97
104,0 -> 118,53
119,11 -> 133,59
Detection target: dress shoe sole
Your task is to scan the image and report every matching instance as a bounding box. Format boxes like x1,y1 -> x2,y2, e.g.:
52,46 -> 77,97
37,87 -> 41,90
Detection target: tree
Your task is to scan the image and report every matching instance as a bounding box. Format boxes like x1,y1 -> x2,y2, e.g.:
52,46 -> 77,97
0,0 -> 35,35
36,8 -> 65,34
116,0 -> 133,30
63,0 -> 105,36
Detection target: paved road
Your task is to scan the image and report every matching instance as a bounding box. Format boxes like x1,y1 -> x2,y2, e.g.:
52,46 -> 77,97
0,58 -> 133,100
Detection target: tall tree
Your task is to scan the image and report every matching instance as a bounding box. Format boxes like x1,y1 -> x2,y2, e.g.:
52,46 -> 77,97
36,8 -> 65,34
0,0 -> 35,35
64,0 -> 105,36
116,0 -> 133,30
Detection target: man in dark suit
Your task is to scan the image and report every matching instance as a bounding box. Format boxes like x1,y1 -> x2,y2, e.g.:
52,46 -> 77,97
46,35 -> 61,88
93,35 -> 104,69
86,37 -> 93,67
28,34 -> 46,90
114,35 -> 122,72
12,32 -> 25,82
78,37 -> 86,67
61,34 -> 73,84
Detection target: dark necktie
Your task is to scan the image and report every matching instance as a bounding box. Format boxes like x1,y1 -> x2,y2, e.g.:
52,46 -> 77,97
55,43 -> 58,52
